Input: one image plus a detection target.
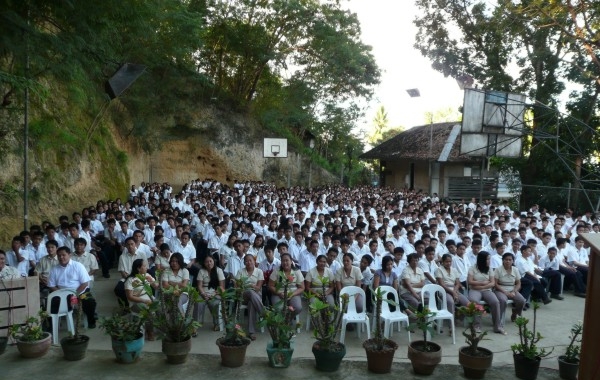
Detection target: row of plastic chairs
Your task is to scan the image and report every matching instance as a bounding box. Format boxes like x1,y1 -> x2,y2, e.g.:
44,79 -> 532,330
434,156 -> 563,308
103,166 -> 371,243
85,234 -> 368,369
337,284 -> 455,344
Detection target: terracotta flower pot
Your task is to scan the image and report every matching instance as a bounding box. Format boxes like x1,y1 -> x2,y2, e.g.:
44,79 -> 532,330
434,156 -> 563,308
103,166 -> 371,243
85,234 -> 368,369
407,340 -> 442,375
363,338 -> 398,374
216,337 -> 250,368
162,337 -> 192,364
458,346 -> 493,379
16,332 -> 52,359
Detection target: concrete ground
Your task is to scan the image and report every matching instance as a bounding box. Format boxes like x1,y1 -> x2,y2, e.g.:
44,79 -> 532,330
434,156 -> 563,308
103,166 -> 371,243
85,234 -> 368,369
1,268 -> 583,379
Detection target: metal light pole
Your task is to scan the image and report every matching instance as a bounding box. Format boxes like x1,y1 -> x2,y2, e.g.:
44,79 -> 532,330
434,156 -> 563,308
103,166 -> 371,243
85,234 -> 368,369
307,138 -> 315,188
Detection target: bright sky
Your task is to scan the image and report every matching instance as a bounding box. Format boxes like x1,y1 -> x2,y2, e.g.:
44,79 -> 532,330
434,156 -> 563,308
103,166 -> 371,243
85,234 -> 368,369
345,0 -> 464,132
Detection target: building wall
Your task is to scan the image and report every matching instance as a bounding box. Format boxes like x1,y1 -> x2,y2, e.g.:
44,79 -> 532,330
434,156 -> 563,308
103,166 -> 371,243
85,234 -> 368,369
384,159 -> 488,197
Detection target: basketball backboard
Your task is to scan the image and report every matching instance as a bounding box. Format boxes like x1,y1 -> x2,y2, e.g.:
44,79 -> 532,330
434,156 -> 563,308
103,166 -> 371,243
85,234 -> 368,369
264,138 -> 288,158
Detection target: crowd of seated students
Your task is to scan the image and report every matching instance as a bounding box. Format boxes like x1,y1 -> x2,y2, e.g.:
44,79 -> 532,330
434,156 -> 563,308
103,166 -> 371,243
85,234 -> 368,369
1,180 -> 595,340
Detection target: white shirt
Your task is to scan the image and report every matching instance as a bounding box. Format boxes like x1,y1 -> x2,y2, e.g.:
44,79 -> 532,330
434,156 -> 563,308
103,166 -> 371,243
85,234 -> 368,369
48,259 -> 90,291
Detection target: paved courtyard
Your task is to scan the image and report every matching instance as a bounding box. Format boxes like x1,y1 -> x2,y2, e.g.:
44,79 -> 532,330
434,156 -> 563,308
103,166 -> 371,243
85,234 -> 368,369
1,267 -> 584,378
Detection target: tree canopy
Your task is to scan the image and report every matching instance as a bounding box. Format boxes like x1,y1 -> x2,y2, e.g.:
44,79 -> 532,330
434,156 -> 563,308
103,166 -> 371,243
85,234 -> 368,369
0,0 -> 380,185
414,0 -> 600,211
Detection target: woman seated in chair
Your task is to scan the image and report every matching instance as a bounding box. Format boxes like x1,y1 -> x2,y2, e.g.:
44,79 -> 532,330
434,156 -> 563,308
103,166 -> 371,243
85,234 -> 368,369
305,254 -> 335,307
335,253 -> 363,312
161,252 -> 189,289
198,255 -> 225,331
400,253 -> 426,310
373,255 -> 399,311
435,253 -> 469,320
235,254 -> 264,340
494,252 -> 526,325
125,259 -> 158,340
268,253 -> 304,319
468,251 -> 504,335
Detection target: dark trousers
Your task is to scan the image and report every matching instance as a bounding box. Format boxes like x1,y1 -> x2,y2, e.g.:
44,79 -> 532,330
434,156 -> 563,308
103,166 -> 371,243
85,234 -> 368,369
520,274 -> 549,302
559,266 -> 586,293
541,269 -> 562,295
62,289 -> 96,325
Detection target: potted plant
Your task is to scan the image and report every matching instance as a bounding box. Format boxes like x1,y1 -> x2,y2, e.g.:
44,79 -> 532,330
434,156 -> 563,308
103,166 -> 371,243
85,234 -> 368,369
362,287 -> 399,374
557,322 -> 582,380
511,302 -> 553,380
149,279 -> 201,364
215,277 -> 252,368
99,310 -> 146,363
307,276 -> 348,372
9,310 -> 52,358
259,272 -> 299,368
60,292 -> 91,361
406,304 -> 441,375
457,302 -> 493,379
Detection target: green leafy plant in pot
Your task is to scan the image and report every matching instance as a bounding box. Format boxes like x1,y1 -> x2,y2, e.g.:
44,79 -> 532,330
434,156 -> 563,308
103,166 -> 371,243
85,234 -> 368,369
60,292 -> 91,361
557,322 -> 582,380
307,276 -> 348,372
215,276 -> 252,368
259,272 -> 299,368
144,274 -> 201,364
9,310 -> 52,358
457,302 -> 493,379
406,303 -> 442,375
362,287 -> 399,374
511,302 -> 553,380
99,309 -> 146,363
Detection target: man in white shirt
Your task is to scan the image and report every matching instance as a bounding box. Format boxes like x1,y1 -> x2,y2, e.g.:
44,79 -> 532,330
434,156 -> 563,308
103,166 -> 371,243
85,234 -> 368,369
418,246 -> 438,284
515,245 -> 553,304
48,246 -> 97,328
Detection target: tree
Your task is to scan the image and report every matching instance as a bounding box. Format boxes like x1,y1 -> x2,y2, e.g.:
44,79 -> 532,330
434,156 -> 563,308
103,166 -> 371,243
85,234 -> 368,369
368,105 -> 389,145
413,0 -> 600,210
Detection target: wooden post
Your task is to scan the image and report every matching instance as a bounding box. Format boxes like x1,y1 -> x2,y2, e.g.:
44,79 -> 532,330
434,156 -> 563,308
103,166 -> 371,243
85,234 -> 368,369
0,277 -> 40,336
578,233 -> 600,379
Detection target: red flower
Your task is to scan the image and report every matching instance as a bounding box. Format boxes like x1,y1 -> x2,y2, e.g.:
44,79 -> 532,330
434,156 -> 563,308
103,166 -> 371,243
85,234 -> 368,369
70,296 -> 79,306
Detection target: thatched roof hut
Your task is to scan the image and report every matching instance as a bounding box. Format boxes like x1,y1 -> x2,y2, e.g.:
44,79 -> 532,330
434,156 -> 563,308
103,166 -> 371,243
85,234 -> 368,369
360,122 -> 474,162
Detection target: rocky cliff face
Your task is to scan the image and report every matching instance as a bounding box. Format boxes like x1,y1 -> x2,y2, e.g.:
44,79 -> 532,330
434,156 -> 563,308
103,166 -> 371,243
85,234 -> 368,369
0,103 -> 335,242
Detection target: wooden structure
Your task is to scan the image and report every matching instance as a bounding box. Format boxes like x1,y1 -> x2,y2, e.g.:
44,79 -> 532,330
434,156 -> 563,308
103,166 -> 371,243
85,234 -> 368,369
360,122 -> 500,199
0,277 -> 40,336
579,233 -> 600,380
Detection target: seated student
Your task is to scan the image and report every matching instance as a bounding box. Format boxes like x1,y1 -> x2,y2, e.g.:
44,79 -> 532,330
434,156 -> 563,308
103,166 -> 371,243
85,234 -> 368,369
125,259 -> 158,340
435,253 -> 469,319
400,253 -> 426,310
48,246 -> 97,328
0,250 -> 22,280
235,254 -> 264,340
35,240 -> 60,295
258,245 -> 280,306
305,254 -> 336,307
197,255 -> 225,331
515,245 -> 554,303
467,251 -> 503,335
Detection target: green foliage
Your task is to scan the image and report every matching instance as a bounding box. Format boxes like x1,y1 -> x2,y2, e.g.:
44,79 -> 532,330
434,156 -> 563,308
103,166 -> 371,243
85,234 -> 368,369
406,304 -> 437,352
258,272 -> 299,349
216,277 -> 251,346
511,302 -> 553,360
142,273 -> 201,342
563,322 -> 583,363
306,276 -> 347,351
99,311 -> 145,342
9,310 -> 49,342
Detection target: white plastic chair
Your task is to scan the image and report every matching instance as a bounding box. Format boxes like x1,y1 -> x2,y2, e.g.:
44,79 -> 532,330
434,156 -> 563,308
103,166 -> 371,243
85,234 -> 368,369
376,286 -> 410,341
46,289 -> 76,345
421,284 -> 455,344
339,286 -> 370,344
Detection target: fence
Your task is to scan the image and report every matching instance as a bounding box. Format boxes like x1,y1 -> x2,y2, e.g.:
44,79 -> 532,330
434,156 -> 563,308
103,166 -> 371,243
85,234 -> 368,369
519,184 -> 600,214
